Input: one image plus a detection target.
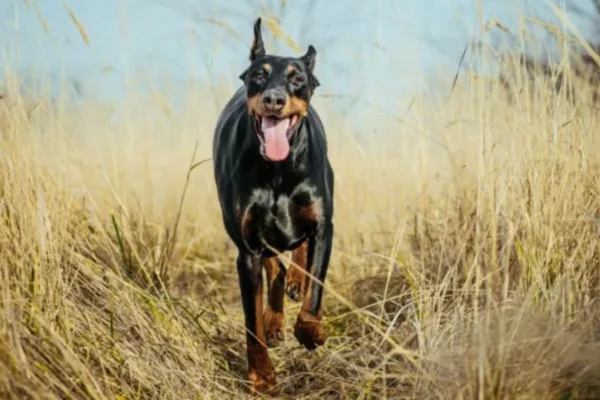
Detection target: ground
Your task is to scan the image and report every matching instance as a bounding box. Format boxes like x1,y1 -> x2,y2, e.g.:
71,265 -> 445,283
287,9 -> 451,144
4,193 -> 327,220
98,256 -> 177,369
0,52 -> 599,399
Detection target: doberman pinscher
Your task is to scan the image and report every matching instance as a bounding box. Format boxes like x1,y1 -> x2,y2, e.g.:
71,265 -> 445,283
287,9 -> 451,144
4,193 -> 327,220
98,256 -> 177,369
212,17 -> 335,396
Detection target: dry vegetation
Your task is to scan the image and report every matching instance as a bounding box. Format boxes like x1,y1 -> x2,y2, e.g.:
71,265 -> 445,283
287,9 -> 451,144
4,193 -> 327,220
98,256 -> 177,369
1,9 -> 600,400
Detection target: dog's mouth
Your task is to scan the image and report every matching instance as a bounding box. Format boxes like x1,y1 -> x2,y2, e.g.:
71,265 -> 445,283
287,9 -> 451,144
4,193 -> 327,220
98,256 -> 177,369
254,114 -> 300,162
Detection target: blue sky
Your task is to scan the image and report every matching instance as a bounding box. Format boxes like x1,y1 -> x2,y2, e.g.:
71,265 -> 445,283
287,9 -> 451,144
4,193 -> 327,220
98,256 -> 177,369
0,0 -> 598,121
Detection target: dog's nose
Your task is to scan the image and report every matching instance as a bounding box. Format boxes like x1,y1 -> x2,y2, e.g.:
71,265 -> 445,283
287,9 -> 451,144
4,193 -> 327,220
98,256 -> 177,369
262,90 -> 286,111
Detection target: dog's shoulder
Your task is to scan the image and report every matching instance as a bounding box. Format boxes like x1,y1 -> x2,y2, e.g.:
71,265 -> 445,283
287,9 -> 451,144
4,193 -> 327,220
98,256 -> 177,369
216,86 -> 248,129
213,86 -> 249,158
305,104 -> 328,153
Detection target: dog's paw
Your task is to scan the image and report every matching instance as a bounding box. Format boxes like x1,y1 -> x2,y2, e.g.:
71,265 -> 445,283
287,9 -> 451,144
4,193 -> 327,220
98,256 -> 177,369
285,280 -> 304,302
248,367 -> 277,397
264,308 -> 285,348
293,310 -> 326,351
247,348 -> 278,396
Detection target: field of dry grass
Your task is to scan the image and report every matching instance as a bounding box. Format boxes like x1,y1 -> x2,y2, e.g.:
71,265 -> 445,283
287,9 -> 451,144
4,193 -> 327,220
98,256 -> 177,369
1,14 -> 600,399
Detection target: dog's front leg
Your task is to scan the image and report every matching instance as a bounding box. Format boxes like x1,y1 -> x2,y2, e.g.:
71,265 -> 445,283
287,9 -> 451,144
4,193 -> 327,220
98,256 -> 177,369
236,251 -> 277,395
263,257 -> 286,348
293,221 -> 333,350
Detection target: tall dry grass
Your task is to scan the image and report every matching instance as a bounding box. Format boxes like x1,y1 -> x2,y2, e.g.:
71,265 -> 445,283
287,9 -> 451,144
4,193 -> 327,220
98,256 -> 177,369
1,16 -> 600,400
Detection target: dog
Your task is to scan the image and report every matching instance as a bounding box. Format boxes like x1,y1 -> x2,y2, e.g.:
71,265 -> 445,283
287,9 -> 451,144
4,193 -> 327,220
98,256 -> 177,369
211,17 -> 335,396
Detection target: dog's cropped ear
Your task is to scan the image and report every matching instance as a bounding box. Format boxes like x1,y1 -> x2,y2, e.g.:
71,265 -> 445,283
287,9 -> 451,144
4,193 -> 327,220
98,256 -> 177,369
250,17 -> 266,62
301,45 -> 317,72
301,45 -> 320,89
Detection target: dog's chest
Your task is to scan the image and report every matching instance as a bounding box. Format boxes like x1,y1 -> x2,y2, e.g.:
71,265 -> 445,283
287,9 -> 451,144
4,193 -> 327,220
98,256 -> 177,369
259,191 -> 293,228
240,187 -> 320,251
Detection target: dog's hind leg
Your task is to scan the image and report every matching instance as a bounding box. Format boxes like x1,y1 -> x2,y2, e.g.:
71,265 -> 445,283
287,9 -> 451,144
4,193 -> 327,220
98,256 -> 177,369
236,251 -> 277,395
285,239 -> 309,302
263,257 -> 285,348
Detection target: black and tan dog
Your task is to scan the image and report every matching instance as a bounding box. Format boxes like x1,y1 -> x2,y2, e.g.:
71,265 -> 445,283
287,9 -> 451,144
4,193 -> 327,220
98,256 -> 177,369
212,17 -> 335,395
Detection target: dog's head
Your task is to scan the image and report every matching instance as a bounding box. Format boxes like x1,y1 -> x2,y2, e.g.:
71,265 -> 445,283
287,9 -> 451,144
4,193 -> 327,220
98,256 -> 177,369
239,18 -> 320,162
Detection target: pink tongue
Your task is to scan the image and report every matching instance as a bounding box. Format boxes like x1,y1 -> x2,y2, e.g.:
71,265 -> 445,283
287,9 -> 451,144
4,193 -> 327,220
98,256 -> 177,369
261,117 -> 290,161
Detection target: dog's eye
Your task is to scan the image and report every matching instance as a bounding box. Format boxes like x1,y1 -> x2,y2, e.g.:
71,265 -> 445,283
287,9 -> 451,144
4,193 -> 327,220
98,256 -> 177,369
253,71 -> 266,83
290,74 -> 305,86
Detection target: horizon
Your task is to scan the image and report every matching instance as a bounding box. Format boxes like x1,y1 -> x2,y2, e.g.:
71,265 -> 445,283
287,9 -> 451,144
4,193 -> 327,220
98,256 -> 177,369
1,0 -> 598,126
